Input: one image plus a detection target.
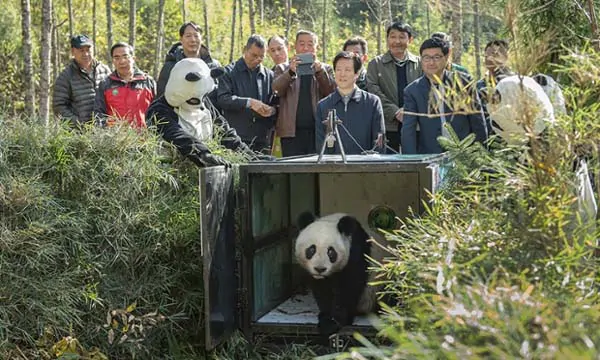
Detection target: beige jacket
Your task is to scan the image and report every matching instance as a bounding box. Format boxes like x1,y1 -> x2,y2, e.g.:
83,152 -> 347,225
272,63 -> 335,138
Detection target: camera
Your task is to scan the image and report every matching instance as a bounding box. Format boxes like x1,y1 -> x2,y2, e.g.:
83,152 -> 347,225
296,53 -> 314,76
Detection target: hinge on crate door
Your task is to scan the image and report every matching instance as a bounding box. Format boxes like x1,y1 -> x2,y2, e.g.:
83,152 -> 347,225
236,287 -> 248,311
329,333 -> 348,352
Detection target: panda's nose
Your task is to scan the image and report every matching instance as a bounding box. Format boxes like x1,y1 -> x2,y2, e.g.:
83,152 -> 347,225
314,266 -> 327,274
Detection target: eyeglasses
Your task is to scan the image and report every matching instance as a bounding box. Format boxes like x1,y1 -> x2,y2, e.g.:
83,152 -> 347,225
112,54 -> 132,61
422,55 -> 445,62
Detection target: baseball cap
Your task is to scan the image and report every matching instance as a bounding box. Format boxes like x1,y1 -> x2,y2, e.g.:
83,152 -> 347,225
71,34 -> 93,48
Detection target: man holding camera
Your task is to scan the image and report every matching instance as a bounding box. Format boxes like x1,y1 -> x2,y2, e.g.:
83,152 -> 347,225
272,30 -> 335,157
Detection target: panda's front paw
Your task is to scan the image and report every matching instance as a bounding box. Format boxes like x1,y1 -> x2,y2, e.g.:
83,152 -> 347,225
332,311 -> 353,327
332,303 -> 353,327
318,315 -> 340,336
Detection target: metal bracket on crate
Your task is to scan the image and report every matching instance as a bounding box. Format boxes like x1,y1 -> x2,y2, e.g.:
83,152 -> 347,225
317,109 -> 347,164
328,333 -> 348,352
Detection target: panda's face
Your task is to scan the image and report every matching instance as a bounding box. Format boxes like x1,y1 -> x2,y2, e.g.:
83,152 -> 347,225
295,216 -> 351,279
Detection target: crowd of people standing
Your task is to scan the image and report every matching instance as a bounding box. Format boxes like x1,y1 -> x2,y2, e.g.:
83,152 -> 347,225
52,20 -> 563,166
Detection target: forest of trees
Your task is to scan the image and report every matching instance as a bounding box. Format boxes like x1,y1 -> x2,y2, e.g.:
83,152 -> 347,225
2,1 -> 600,359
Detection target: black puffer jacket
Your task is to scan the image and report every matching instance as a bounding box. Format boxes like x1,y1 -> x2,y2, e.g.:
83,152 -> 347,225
52,59 -> 111,126
156,43 -> 222,97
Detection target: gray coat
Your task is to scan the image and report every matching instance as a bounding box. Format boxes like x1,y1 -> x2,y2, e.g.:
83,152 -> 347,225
366,51 -> 421,132
52,59 -> 111,126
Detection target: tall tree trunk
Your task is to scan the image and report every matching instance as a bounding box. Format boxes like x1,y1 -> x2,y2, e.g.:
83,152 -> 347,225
67,0 -> 73,37
386,0 -> 392,24
40,0 -> 53,126
473,0 -> 481,79
587,0 -> 600,50
377,1 -> 383,55
285,0 -> 292,40
426,1 -> 430,37
92,0 -> 97,45
229,0 -> 237,63
366,0 -> 384,54
202,0 -> 210,50
21,0 -> 35,117
449,0 -> 463,63
52,13 -> 59,84
259,0 -> 263,25
181,0 -> 186,23
321,0 -> 327,62
129,0 -> 136,48
106,0 -> 113,61
238,0 -> 243,46
248,0 -> 256,34
153,0 -> 165,79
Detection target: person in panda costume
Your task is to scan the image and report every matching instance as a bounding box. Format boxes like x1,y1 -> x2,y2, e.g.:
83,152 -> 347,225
146,57 -> 271,167
294,212 -> 378,337
487,74 -> 556,146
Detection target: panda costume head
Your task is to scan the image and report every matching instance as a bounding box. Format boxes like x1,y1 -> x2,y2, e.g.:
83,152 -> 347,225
488,75 -> 555,145
295,212 -> 376,335
164,58 -> 222,142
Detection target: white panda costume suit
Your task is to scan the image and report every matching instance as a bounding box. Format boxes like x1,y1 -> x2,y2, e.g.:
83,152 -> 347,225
146,58 -> 266,167
488,74 -> 556,145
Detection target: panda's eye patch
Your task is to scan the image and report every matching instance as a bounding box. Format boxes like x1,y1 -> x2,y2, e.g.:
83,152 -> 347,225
327,247 -> 337,263
305,245 -> 316,260
185,72 -> 202,82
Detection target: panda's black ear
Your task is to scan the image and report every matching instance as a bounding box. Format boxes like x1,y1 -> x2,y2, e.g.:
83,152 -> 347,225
337,215 -> 360,237
210,67 -> 225,79
297,212 -> 316,231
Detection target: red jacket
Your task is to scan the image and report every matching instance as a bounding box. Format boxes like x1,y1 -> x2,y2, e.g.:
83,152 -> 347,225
94,69 -> 156,128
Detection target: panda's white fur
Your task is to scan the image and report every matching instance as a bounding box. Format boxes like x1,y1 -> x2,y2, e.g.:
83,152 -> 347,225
164,58 -> 215,141
488,75 -> 555,145
294,212 -> 378,335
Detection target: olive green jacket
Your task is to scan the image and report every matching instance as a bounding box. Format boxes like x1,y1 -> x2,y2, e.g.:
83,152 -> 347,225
366,51 -> 421,132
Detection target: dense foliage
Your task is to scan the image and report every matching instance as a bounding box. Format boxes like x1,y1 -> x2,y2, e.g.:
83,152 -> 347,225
0,120 -> 210,359
319,48 -> 600,360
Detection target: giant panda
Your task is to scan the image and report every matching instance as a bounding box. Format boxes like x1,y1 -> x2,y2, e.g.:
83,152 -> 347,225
294,212 -> 378,337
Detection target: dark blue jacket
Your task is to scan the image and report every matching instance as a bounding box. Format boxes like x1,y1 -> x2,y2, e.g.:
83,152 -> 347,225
216,58 -> 276,148
401,71 -> 488,154
315,88 -> 385,154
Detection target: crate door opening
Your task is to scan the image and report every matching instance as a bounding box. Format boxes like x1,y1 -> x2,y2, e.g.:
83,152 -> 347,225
249,171 -> 408,329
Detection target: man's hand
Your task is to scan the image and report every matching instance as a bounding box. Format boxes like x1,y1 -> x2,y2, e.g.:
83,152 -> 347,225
253,154 -> 277,161
313,58 -> 323,73
375,133 -> 384,148
395,108 -> 404,123
249,99 -> 276,117
199,152 -> 231,168
289,56 -> 299,73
